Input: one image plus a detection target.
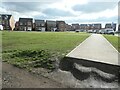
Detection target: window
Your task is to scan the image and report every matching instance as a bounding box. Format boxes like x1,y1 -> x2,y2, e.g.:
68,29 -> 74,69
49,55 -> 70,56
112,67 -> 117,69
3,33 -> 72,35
41,23 -> 44,26
20,22 -> 23,25
28,22 -> 31,25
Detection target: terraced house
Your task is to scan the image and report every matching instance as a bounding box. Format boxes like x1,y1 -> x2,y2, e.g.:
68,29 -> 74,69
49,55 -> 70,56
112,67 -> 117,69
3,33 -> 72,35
19,18 -> 33,31
93,24 -> 102,30
0,14 -> 15,30
56,21 -> 66,32
46,20 -> 57,31
34,20 -> 45,31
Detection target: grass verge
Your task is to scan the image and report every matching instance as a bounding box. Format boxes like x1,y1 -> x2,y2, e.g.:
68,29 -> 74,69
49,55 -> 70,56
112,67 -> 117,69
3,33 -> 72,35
104,35 -> 120,53
2,31 -> 90,71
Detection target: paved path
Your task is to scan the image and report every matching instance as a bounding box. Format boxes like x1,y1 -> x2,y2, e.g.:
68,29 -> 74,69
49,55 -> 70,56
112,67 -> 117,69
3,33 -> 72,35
67,34 -> 119,66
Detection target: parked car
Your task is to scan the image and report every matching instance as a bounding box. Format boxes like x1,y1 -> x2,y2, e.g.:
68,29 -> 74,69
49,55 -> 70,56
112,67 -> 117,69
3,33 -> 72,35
87,30 -> 93,33
75,30 -> 80,32
104,29 -> 115,35
99,30 -> 105,34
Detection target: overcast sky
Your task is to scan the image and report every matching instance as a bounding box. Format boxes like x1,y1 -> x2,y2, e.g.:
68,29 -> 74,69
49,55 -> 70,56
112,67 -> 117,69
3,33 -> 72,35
0,0 -> 119,27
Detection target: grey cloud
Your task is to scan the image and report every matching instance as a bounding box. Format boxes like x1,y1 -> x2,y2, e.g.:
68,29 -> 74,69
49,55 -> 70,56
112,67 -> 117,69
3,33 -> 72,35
34,15 -> 56,20
42,8 -> 73,17
66,16 -> 117,24
72,2 -> 117,13
2,2 -> 48,13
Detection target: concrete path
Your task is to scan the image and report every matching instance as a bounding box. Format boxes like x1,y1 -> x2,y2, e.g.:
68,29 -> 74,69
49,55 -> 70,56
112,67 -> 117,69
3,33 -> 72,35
67,34 -> 120,66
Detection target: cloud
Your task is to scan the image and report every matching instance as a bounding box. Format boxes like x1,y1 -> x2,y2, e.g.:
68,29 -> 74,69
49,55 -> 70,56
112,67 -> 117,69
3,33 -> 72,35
2,2 -> 46,13
42,8 -> 74,17
0,0 -> 119,24
72,2 -> 117,13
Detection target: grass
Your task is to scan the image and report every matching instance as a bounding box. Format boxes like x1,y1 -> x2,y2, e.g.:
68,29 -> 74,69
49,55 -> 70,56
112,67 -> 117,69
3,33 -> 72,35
104,35 -> 120,53
2,31 -> 90,70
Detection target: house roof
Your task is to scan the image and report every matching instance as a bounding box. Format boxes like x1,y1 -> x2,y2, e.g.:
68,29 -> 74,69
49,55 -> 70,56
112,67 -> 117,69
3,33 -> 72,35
19,18 -> 33,21
0,14 -> 12,20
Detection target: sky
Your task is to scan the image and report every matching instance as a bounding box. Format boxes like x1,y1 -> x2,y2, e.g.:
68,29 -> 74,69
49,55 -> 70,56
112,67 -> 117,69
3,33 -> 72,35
0,0 -> 120,28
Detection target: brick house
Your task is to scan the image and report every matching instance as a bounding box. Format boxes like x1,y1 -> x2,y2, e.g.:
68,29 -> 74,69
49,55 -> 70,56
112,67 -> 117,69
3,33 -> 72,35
35,20 -> 45,31
19,18 -> 33,31
72,24 -> 80,31
0,14 -> 15,30
93,24 -> 102,30
79,24 -> 88,30
46,20 -> 57,31
66,24 -> 72,31
56,21 -> 66,32
15,21 -> 19,31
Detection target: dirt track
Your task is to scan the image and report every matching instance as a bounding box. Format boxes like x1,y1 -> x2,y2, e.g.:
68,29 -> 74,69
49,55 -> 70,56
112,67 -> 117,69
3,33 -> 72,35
2,62 -> 66,88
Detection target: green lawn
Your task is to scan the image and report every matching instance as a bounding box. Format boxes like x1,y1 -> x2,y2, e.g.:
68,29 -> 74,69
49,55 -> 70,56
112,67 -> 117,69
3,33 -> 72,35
104,35 -> 120,53
2,31 -> 90,70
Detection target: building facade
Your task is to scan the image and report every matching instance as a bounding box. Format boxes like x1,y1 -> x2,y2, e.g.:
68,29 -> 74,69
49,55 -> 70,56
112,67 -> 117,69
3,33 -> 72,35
56,21 -> 66,31
19,18 -> 33,31
93,24 -> 101,30
15,21 -> 19,31
79,24 -> 88,30
46,20 -> 57,31
72,24 -> 80,31
35,20 -> 45,31
66,24 -> 72,31
0,14 -> 15,30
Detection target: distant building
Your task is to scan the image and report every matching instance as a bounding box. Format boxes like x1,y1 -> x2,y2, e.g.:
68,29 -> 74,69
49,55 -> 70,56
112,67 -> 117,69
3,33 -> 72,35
15,21 -> 19,31
79,24 -> 88,30
105,23 -> 116,31
66,24 -> 72,31
0,14 -> 15,30
35,20 -> 45,31
93,24 -> 102,30
72,24 -> 79,31
46,20 -> 57,31
87,24 -> 93,30
19,18 -> 33,31
105,23 -> 112,28
56,21 -> 66,31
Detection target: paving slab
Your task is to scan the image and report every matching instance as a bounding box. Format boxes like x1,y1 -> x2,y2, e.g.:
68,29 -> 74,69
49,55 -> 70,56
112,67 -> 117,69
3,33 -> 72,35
67,34 -> 120,66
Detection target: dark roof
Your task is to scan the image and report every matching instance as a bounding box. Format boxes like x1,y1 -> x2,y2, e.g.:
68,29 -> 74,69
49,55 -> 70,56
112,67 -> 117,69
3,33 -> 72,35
0,14 -> 12,20
19,18 -> 33,21
35,20 -> 45,23
80,24 -> 88,26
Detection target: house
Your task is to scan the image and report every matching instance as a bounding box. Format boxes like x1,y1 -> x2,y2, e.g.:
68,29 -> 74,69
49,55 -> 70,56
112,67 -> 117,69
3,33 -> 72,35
15,21 -> 19,31
66,24 -> 72,31
93,24 -> 102,30
19,18 -> 33,31
105,23 -> 112,28
87,24 -> 93,30
79,24 -> 88,30
46,20 -> 57,31
35,20 -> 45,31
56,21 -> 66,32
72,24 -> 80,31
0,14 -> 15,30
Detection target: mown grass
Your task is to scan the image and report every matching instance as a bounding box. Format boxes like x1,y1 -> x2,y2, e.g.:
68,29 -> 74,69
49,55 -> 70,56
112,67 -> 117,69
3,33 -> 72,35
2,31 -> 90,70
104,35 -> 120,53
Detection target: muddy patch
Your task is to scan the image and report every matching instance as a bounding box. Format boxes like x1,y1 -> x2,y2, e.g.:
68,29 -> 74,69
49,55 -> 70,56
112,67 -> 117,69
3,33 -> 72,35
47,57 -> 120,88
